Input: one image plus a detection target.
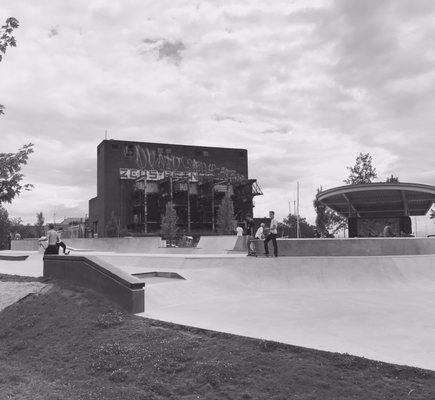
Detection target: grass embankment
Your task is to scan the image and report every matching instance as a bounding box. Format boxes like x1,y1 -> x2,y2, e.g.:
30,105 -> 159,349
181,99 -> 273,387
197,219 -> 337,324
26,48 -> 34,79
0,274 -> 434,399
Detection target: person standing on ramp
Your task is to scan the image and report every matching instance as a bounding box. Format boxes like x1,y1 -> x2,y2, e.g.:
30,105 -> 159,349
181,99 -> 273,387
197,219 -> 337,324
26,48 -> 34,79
264,211 -> 278,257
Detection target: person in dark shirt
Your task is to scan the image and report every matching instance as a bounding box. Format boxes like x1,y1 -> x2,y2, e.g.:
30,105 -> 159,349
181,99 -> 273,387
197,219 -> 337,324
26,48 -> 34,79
245,215 -> 256,256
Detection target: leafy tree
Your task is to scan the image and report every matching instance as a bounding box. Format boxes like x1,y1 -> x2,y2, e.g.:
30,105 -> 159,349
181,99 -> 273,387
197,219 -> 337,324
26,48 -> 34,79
0,143 -> 34,204
105,211 -> 119,237
313,187 -> 347,237
344,153 -> 377,185
386,174 -> 399,183
278,213 -> 316,238
313,187 -> 330,237
35,211 -> 45,237
0,206 -> 10,249
0,17 -> 19,115
8,216 -> 37,239
161,202 -> 178,241
216,192 -> 236,234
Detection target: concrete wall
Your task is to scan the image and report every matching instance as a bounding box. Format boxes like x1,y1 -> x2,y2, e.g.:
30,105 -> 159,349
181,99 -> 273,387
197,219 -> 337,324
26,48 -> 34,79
12,235 -> 244,254
12,236 -> 162,253
255,237 -> 435,256
11,239 -> 40,251
43,255 -> 145,313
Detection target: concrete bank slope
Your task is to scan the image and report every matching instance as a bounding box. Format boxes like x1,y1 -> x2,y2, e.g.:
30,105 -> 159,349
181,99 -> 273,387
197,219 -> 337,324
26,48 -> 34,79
109,254 -> 435,371
0,252 -> 43,277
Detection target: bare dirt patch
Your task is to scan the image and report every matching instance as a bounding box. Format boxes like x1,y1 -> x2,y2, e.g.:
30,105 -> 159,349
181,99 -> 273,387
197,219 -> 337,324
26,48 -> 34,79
0,280 -> 434,399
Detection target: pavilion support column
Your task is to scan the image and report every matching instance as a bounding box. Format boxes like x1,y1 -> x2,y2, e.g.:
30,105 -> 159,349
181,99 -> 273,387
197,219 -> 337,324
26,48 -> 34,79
399,216 -> 412,235
401,191 -> 409,216
348,217 -> 358,238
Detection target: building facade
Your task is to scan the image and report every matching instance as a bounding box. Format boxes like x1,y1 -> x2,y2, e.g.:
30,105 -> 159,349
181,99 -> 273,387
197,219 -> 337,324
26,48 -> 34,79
88,140 -> 262,237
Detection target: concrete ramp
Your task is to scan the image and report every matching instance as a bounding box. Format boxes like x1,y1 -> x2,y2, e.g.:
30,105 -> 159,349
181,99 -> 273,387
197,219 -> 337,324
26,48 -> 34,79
108,254 -> 435,370
0,252 -> 43,277
196,235 -> 239,253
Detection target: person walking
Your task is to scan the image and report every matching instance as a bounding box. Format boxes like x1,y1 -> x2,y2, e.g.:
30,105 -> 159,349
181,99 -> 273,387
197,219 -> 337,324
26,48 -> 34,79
264,211 -> 278,257
44,224 -> 60,255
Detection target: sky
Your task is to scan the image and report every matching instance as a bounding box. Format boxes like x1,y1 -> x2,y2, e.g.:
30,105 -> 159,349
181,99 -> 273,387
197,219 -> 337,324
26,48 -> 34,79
1,0 -> 435,234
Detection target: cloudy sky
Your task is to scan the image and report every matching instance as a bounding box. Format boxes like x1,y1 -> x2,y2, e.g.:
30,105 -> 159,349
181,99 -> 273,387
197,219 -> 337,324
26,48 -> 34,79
1,0 -> 435,233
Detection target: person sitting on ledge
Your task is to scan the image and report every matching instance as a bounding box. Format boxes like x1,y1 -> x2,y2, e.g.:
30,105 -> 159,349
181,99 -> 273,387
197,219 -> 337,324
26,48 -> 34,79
383,221 -> 394,237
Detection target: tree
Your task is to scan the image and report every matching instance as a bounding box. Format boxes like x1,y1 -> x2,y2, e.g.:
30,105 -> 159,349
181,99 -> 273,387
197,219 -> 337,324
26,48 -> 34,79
0,206 -> 10,249
105,211 -> 119,237
216,192 -> 236,234
278,213 -> 316,238
0,143 -> 34,204
0,17 -> 19,115
8,216 -> 37,239
161,202 -> 178,242
313,187 -> 347,237
35,211 -> 45,237
344,153 -> 378,185
386,174 -> 399,183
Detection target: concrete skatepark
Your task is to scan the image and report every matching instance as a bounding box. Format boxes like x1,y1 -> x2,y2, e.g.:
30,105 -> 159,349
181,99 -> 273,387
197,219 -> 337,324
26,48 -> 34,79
3,235 -> 435,370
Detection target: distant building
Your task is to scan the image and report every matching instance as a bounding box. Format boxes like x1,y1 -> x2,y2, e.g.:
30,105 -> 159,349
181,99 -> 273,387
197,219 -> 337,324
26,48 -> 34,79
88,140 -> 262,237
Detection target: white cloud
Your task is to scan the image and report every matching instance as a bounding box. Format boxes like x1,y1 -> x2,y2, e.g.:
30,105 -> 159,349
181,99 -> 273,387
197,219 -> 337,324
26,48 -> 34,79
1,0 -> 435,229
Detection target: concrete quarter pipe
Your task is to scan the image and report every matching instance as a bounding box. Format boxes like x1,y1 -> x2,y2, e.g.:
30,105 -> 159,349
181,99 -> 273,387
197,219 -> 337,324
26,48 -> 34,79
103,253 -> 435,371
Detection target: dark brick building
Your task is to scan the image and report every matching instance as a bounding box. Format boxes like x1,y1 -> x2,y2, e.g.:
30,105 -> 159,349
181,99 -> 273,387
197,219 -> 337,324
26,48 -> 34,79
88,140 -> 262,237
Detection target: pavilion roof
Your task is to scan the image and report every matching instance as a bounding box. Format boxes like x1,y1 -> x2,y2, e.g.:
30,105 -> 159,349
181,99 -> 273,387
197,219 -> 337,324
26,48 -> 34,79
317,182 -> 435,218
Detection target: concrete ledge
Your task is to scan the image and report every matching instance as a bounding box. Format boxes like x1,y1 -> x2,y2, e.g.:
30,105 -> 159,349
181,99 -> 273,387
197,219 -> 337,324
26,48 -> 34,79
254,237 -> 435,257
0,254 -> 29,261
43,255 -> 145,313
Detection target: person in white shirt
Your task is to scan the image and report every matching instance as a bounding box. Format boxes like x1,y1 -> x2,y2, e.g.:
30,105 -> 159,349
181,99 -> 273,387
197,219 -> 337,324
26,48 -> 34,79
235,226 -> 243,236
264,211 -> 278,257
255,223 -> 265,239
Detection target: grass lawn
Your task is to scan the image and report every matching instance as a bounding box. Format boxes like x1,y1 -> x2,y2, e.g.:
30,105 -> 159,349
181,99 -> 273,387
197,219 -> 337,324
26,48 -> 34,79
0,274 -> 434,399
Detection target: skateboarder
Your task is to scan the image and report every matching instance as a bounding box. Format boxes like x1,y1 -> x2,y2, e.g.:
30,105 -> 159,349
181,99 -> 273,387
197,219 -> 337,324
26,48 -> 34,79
264,211 -> 278,257
43,224 -> 60,255
245,215 -> 256,256
39,226 -> 70,255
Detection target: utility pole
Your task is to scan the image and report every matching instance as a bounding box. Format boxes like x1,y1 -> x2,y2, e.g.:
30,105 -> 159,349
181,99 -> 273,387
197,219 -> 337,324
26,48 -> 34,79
187,178 -> 191,234
143,177 -> 148,234
170,177 -> 173,205
211,183 -> 215,232
296,182 -> 300,238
